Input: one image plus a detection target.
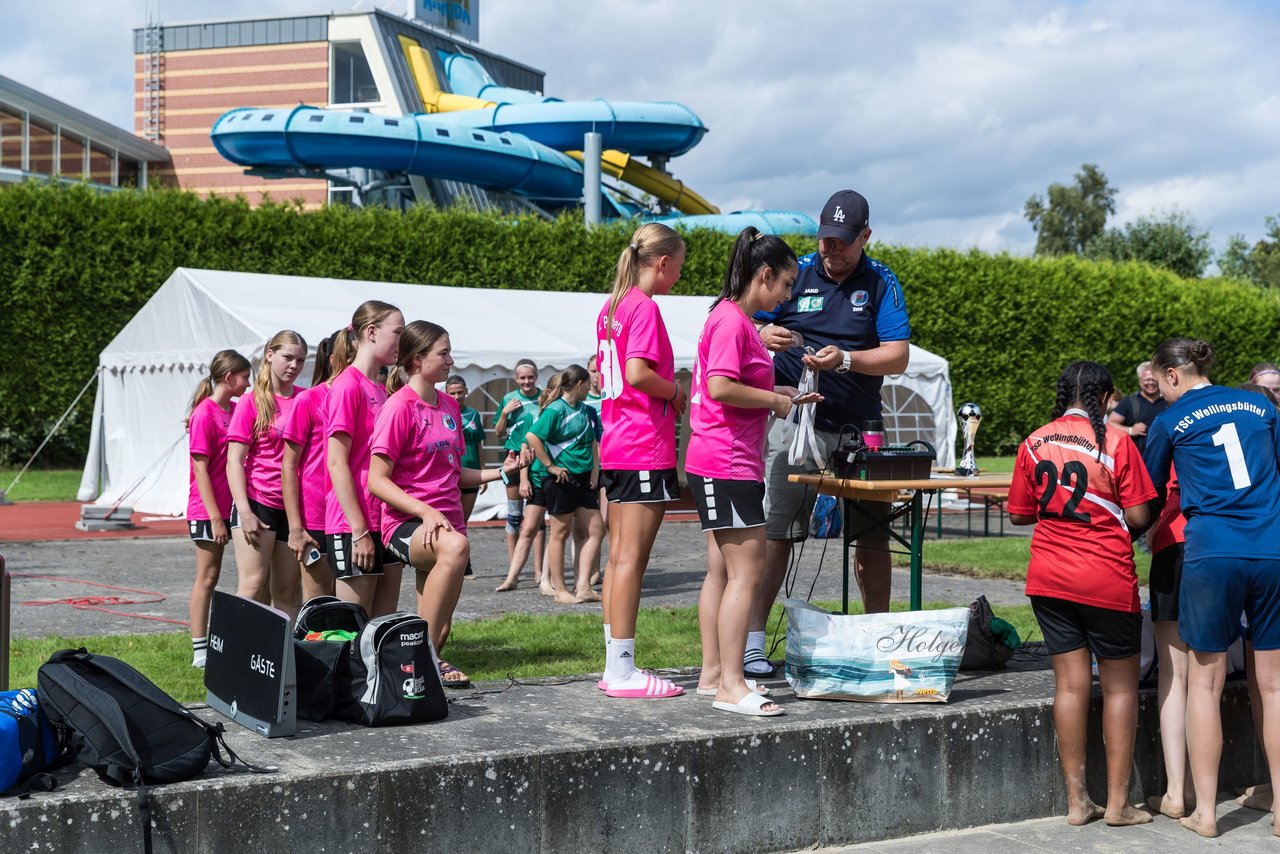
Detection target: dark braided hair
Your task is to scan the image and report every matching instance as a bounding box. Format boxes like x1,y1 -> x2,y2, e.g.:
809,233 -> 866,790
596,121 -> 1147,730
1053,361 -> 1115,459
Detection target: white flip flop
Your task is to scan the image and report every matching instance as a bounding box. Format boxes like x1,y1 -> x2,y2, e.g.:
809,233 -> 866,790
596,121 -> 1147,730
712,690 -> 784,717
696,679 -> 769,697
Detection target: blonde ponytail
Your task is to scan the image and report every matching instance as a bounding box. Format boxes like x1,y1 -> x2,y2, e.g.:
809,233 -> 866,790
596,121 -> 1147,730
605,222 -> 684,344
251,330 -> 307,438
186,349 -> 250,425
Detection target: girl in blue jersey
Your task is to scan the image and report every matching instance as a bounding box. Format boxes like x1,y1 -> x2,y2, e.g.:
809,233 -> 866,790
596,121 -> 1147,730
1143,338 -> 1280,839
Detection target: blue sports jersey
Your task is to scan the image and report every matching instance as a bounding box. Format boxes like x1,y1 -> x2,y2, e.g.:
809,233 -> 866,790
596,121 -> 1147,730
1144,385 -> 1280,561
754,252 -> 909,432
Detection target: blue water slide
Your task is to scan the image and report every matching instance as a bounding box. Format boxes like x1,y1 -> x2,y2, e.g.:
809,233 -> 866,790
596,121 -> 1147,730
211,106 -> 587,201
430,100 -> 707,157
440,52 -> 559,106
657,210 -> 819,235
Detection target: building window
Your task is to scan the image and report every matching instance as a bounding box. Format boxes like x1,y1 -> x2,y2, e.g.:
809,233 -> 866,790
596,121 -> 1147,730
27,119 -> 56,176
118,156 -> 141,188
59,130 -> 85,178
331,42 -> 379,105
0,104 -> 24,170
89,143 -> 114,186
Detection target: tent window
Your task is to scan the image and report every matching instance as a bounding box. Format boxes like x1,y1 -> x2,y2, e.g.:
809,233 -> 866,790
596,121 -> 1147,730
881,383 -> 937,457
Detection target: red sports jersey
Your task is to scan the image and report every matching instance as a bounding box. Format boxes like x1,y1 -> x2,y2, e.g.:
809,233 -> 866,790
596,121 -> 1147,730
1149,465 -> 1187,555
1009,413 -> 1156,612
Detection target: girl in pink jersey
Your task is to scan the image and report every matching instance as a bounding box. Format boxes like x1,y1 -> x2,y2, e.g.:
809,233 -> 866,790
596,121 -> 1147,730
596,222 -> 688,699
227,331 -> 308,621
185,349 -> 250,667
326,300 -> 405,618
688,228 -> 818,716
369,321 -> 531,688
282,330 -> 340,602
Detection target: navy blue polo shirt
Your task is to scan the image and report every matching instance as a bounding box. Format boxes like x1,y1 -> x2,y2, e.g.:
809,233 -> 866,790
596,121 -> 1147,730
755,252 -> 910,433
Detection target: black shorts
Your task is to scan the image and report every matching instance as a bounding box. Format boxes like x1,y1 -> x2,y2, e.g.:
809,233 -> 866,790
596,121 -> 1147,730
188,518 -> 229,543
1030,595 -> 1141,659
1149,544 -> 1184,622
526,481 -> 549,508
688,473 -> 765,532
545,471 -> 600,515
384,519 -> 420,565
461,486 -> 480,496
304,528 -> 327,555
230,497 -> 290,538
327,531 -> 387,579
600,468 -> 679,504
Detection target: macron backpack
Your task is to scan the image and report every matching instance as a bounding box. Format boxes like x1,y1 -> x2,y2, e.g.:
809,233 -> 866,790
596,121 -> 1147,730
339,613 -> 448,727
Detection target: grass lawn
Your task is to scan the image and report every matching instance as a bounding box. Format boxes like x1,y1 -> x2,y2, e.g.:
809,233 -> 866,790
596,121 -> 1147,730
892,536 -> 1152,585
7,600 -> 1040,704
974,455 -> 1014,474
0,468 -> 81,501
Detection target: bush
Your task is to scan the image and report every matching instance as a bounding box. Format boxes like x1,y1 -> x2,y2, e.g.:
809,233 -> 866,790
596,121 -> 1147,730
3,182 -> 1278,463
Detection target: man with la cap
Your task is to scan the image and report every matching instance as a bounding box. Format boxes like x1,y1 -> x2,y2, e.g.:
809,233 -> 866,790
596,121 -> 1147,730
745,189 -> 911,676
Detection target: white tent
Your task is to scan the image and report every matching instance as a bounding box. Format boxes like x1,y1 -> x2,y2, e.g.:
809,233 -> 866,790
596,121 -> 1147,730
79,268 -> 956,517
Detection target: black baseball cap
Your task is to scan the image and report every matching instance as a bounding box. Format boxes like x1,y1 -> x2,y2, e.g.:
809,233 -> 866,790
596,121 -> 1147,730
817,190 -> 869,243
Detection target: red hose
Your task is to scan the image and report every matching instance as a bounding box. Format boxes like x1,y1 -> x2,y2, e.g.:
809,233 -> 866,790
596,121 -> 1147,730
13,573 -> 190,627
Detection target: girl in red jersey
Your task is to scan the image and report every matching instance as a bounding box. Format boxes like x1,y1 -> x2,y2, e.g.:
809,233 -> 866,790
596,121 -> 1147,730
596,222 -> 687,699
326,301 -> 404,617
687,227 -> 819,717
1008,361 -> 1154,827
227,331 -> 309,621
185,349 -> 250,667
368,321 -> 531,687
282,330 -> 341,602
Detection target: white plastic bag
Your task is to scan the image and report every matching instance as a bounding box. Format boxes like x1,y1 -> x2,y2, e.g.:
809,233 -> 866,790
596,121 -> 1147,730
784,599 -> 970,703
786,366 -> 822,466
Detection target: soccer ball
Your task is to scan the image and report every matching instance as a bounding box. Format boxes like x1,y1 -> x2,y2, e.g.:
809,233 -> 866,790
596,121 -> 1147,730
958,402 -> 982,422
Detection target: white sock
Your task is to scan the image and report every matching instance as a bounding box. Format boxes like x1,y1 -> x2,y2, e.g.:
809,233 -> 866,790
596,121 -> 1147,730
746,631 -> 765,654
605,637 -> 637,683
604,624 -> 612,647
191,636 -> 208,668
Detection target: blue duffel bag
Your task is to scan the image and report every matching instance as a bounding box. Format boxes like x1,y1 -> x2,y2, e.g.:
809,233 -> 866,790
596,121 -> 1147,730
1,688 -> 65,795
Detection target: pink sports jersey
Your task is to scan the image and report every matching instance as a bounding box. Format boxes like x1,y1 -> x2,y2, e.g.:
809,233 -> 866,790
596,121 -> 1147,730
283,383 -> 330,531
596,287 -> 677,470
685,300 -> 775,482
186,396 -> 234,520
227,390 -> 298,510
324,365 -> 388,534
370,385 -> 467,539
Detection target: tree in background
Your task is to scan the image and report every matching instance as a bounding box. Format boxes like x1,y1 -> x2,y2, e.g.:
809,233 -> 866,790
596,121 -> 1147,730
1024,163 -> 1117,255
1219,216 -> 1280,288
1085,209 -> 1212,278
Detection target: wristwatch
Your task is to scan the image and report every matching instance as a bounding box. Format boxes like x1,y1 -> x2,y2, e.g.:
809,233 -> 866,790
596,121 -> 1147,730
834,350 -> 852,373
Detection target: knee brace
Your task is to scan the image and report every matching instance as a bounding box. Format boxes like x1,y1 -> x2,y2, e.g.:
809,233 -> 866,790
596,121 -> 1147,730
505,499 -> 524,535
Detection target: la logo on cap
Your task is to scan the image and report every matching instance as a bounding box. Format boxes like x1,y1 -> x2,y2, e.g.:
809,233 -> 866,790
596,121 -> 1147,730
833,206 -> 846,223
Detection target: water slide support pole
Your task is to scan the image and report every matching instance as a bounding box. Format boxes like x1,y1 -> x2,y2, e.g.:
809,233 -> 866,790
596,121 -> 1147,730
583,132 -> 602,227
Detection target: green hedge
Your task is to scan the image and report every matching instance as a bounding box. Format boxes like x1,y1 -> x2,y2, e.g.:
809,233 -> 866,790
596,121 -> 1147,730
2,182 -> 1278,464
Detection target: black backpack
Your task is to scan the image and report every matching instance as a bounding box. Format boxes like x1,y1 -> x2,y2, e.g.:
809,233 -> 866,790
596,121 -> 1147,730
37,649 -> 272,853
338,613 -> 448,727
293,596 -> 368,722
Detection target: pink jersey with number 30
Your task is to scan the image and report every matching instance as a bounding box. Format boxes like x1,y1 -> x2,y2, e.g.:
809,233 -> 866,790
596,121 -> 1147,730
596,287 -> 676,470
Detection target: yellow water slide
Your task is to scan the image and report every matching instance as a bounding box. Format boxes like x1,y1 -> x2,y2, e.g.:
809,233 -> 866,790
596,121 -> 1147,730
398,36 -> 719,216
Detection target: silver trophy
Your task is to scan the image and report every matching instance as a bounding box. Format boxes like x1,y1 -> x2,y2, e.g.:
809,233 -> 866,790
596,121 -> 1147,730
955,403 -> 982,476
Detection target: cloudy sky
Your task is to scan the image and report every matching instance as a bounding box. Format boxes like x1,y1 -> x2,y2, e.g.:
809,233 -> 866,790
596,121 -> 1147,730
5,0 -> 1278,256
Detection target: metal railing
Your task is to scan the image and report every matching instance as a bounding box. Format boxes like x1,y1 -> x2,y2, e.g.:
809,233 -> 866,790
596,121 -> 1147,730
1,552 -> 9,690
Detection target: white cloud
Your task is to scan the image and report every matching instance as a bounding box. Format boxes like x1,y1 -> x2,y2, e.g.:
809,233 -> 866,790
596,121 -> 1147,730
4,0 -> 1278,255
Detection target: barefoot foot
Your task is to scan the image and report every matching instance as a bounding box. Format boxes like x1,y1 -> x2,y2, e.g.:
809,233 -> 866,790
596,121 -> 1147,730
494,580 -> 519,593
1066,799 -> 1105,826
538,584 -> 555,597
553,590 -> 580,605
1239,789 -> 1273,812
1144,794 -> 1186,819
1178,811 -> 1218,838
1105,805 -> 1152,826
574,589 -> 601,603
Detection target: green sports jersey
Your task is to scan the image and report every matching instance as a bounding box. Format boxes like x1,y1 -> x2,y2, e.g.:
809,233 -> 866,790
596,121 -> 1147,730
459,405 -> 484,469
499,389 -> 541,452
529,398 -> 601,477
584,392 -> 604,434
